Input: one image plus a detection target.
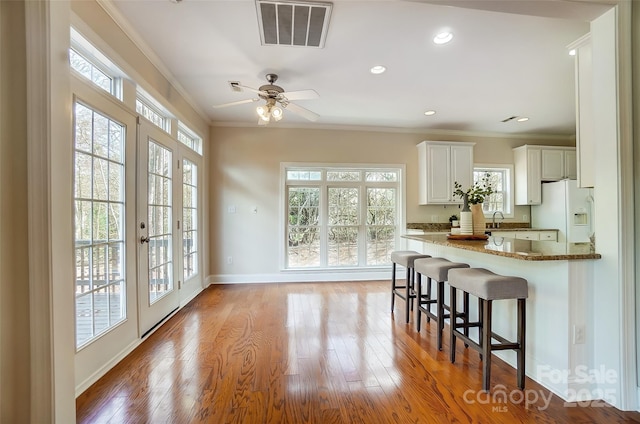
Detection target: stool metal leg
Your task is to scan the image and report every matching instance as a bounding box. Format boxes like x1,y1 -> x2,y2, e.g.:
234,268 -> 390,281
478,299 -> 483,360
416,272 -> 423,332
426,277 -> 432,323
391,262 -> 397,312
449,285 -> 457,364
482,299 -> 492,391
517,298 -> 526,389
437,280 -> 444,350
405,267 -> 411,323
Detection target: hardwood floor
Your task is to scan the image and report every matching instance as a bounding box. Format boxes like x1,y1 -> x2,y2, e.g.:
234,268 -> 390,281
76,281 -> 640,423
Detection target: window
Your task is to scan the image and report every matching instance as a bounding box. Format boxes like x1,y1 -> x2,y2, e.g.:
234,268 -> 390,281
177,124 -> 203,155
136,98 -> 170,133
182,159 -> 199,279
473,165 -> 514,217
69,28 -> 124,99
73,102 -> 126,348
284,166 -> 401,269
69,49 -> 114,94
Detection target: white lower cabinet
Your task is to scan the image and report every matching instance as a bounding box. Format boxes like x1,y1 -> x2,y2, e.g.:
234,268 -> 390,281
492,230 -> 558,241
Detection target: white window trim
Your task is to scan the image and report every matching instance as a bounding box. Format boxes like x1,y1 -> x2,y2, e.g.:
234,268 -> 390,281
474,163 -> 514,219
280,162 -> 406,272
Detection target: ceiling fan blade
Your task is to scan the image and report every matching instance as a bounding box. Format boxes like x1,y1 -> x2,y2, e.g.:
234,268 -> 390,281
234,83 -> 268,96
280,89 -> 320,101
283,102 -> 319,122
212,98 -> 260,108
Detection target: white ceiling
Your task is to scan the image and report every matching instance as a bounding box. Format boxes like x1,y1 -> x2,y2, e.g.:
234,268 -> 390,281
106,0 -> 608,136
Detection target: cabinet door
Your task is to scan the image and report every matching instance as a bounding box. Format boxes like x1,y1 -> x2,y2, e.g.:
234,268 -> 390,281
539,231 -> 558,241
564,150 -> 577,179
516,232 -> 540,240
451,145 -> 473,199
491,231 -> 516,238
526,148 -> 542,205
541,149 -> 564,181
426,144 -> 452,203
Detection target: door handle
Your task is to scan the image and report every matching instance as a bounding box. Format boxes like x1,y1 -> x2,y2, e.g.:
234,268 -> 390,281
140,236 -> 150,244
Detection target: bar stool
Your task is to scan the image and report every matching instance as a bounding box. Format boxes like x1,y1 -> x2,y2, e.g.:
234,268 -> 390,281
448,267 -> 528,391
390,251 -> 431,323
413,257 -> 470,350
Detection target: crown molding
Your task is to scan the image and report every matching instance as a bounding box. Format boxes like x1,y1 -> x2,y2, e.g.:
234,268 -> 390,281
95,0 -> 211,125
211,120 -> 575,142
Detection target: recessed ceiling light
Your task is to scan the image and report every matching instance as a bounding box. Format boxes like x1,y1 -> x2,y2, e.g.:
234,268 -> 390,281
370,65 -> 386,74
569,49 -> 576,56
517,117 -> 529,122
424,110 -> 436,116
433,32 -> 453,45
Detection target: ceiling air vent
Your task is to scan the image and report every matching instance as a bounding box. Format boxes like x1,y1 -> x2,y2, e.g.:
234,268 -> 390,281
256,0 -> 332,48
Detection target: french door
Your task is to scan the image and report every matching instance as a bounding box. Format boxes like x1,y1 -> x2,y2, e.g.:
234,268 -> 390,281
137,119 -> 181,336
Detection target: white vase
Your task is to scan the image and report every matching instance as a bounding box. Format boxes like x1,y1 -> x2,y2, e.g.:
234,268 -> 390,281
459,211 -> 473,235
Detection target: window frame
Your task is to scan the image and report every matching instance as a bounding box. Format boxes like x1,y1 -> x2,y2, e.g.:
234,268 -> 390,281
177,123 -> 203,155
281,163 -> 405,271
70,27 -> 124,100
473,163 -> 514,218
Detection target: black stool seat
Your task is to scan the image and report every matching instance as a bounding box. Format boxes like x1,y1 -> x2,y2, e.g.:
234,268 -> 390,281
448,267 -> 528,391
390,250 -> 430,324
413,257 -> 470,350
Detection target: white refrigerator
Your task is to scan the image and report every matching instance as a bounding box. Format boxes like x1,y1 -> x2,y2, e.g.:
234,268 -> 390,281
531,179 -> 594,243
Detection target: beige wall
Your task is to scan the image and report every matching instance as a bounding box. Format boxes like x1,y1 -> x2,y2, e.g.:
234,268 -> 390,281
0,0 -> 30,420
209,125 -> 573,277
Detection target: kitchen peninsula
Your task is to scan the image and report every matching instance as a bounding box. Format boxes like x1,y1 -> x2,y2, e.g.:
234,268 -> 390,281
403,233 -> 600,401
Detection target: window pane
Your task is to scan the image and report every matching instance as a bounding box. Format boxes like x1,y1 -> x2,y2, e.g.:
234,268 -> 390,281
474,169 -> 509,214
287,187 -> 320,267
366,226 -> 395,265
286,170 -> 321,181
148,142 -> 173,303
74,102 -> 126,349
69,49 -> 113,95
367,188 -> 396,225
177,127 -> 203,155
183,159 -> 199,280
328,187 -> 358,225
327,171 -> 360,181
328,226 -> 358,266
366,171 -> 397,182
287,227 -> 320,267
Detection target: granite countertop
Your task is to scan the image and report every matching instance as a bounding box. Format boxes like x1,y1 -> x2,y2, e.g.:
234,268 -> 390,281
407,223 -> 558,233
402,233 -> 600,261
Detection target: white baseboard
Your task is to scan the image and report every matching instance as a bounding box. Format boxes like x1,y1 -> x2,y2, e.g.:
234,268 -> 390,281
75,339 -> 141,397
206,269 -> 391,285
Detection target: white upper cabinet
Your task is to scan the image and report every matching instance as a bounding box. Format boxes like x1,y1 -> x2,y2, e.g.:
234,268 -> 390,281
514,145 -> 576,205
513,145 -> 542,205
418,141 -> 474,205
541,147 -> 577,181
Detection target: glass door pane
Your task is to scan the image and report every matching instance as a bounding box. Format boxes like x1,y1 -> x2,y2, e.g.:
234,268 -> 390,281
147,141 -> 173,303
73,102 -> 126,348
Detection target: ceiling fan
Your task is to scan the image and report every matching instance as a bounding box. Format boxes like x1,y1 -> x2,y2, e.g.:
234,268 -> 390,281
213,73 -> 320,125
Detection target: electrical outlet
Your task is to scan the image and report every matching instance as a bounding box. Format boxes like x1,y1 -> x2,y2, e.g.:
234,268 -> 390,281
573,324 -> 585,344
227,256 -> 233,265
523,214 -> 529,221
431,215 -> 439,223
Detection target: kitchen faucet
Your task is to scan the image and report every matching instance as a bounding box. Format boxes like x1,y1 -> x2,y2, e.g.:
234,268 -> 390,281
492,211 -> 504,228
